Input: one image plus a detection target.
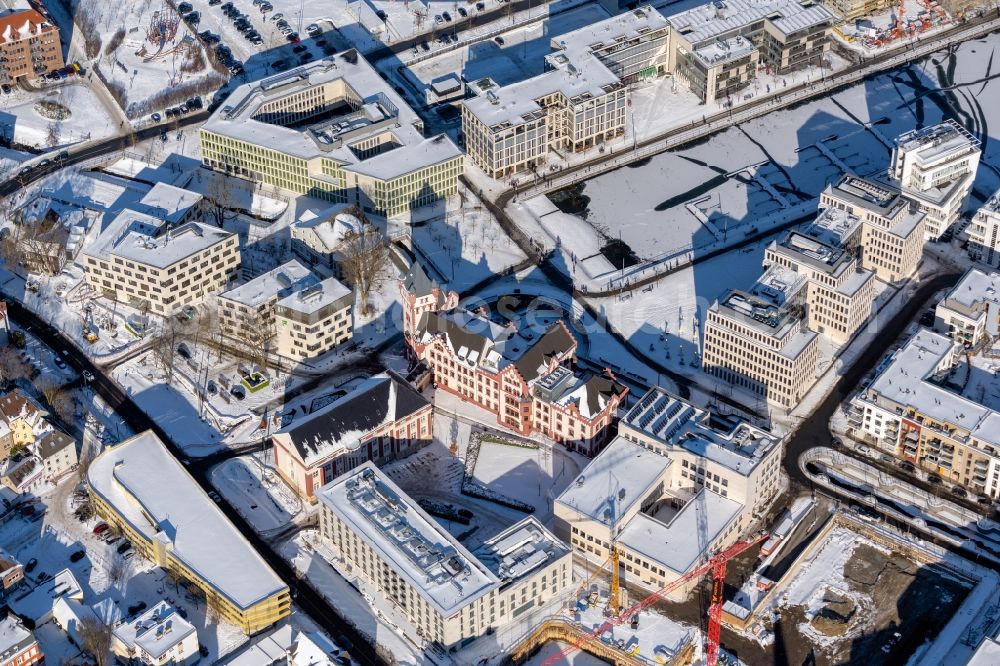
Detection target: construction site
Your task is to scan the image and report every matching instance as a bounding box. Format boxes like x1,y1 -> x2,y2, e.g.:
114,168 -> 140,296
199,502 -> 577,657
506,497 -> 990,666
832,0 -> 955,51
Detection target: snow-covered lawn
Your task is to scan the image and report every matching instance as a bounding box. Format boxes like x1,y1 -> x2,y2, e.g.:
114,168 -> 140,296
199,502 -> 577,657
1,82 -> 119,149
211,456 -> 302,533
472,439 -> 569,520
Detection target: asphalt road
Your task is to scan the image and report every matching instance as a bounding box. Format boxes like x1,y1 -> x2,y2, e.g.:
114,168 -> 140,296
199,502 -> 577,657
0,294 -> 386,665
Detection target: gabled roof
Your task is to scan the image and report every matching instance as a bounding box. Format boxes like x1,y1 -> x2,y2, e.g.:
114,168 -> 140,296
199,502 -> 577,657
513,323 -> 575,383
0,390 -> 45,424
0,9 -> 55,46
36,431 -> 73,459
275,374 -> 429,467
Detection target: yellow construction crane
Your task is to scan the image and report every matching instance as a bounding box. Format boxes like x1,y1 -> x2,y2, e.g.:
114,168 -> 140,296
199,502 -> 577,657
608,543 -> 622,615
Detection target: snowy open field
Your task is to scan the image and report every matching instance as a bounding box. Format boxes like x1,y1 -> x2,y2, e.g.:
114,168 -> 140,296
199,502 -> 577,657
0,82 -> 119,149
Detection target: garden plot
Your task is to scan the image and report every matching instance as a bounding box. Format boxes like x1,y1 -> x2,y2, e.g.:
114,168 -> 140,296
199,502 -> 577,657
211,456 -> 302,533
60,0 -> 223,117
0,83 -> 118,149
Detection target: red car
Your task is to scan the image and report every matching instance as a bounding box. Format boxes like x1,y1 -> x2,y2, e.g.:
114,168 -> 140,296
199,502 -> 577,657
93,522 -> 109,535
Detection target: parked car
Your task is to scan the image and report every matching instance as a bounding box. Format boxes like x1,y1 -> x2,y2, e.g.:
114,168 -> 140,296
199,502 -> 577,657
178,2 -> 192,13
458,7 -> 468,17
434,14 -> 443,23
25,558 -> 37,573
151,111 -> 162,121
476,2 -> 485,9
70,550 -> 86,563
117,541 -> 132,554
951,485 -> 967,497
209,0 -> 222,5
306,23 -> 321,35
442,11 -> 452,21
376,9 -> 387,20
928,474 -> 943,484
93,522 -> 109,535
494,36 -> 504,45
208,491 -> 222,502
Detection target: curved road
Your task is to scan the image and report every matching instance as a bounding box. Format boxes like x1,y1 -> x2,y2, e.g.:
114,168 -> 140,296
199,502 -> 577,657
0,295 -> 386,665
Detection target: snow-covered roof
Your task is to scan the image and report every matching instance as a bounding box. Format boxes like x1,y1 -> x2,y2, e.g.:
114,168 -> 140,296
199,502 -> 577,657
317,463 -> 499,616
203,51 -> 461,181
52,597 -> 99,648
87,431 -> 287,611
0,8 -> 55,45
274,276 -> 352,316
555,438 -> 671,527
221,623 -> 336,666
894,119 -> 980,166
219,260 -> 317,308
622,387 -> 779,475
549,6 -> 668,64
137,183 -> 203,224
290,205 -> 361,254
667,0 -> 833,45
9,569 -> 82,623
113,601 -> 196,660
110,222 -> 235,269
0,616 -> 34,660
619,489 -> 742,575
861,328 -> 1000,447
474,516 -> 570,584
275,374 -> 429,467
826,174 -> 906,220
83,208 -> 170,262
938,268 -> 1000,314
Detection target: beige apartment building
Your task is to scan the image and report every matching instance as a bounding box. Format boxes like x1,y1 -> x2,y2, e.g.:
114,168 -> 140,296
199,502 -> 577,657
667,0 -> 834,105
968,191 -> 1000,268
849,326 -> 1000,499
703,265 -> 820,409
82,211 -> 239,316
0,5 -> 62,84
890,120 -> 981,241
462,8 -> 670,178
273,277 -> 353,361
554,388 -> 782,599
200,51 -> 462,217
218,259 -> 353,363
819,174 -> 925,283
933,268 -> 1000,349
317,464 -> 572,647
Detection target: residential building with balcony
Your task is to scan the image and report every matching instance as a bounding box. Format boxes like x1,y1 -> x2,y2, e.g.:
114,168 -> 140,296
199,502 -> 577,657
933,268 -> 1000,349
554,391 -> 781,599
87,431 -> 291,634
889,120 -> 981,241
968,191 -> 1000,268
819,174 -> 925,283
703,265 -> 820,409
317,464 -> 572,647
272,374 -> 432,501
667,0 -> 834,105
82,209 -> 239,316
200,51 -> 462,218
0,5 -> 62,84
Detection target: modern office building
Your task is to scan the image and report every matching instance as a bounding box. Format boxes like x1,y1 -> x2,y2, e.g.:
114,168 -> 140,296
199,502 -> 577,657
703,265 -> 820,409
890,120 -> 981,241
273,277 -> 353,361
764,207 -> 877,344
932,268 -> 1000,349
0,4 -> 62,84
849,326 -> 1000,499
968,192 -> 1000,268
667,0 -> 834,105
87,431 -> 291,634
819,174 -> 925,283
82,210 -> 239,316
218,260 -> 318,340
200,50 -> 463,217
555,388 -> 781,598
462,7 -> 669,178
272,374 -> 433,501
408,299 -> 627,455
317,464 -> 572,647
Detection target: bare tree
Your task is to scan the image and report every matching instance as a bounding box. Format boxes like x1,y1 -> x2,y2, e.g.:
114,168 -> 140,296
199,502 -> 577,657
233,309 -> 272,374
340,210 -> 390,317
107,550 -> 130,585
45,122 -> 60,149
0,348 -> 30,388
201,172 -> 241,228
78,615 -> 113,666
151,317 -> 185,385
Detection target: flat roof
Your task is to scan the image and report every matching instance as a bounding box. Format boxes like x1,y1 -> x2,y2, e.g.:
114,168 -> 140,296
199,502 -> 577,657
112,601 -> 196,660
473,516 -> 570,585
138,183 -> 203,224
219,260 -> 317,308
550,6 -> 669,59
87,431 -> 287,610
555,438 -> 671,527
317,463 -> 498,616
618,489 -> 742,574
895,119 -> 980,166
667,0 -> 834,45
939,267 -> 1000,312
274,276 -> 351,315
622,387 -> 779,475
203,51 -> 461,181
